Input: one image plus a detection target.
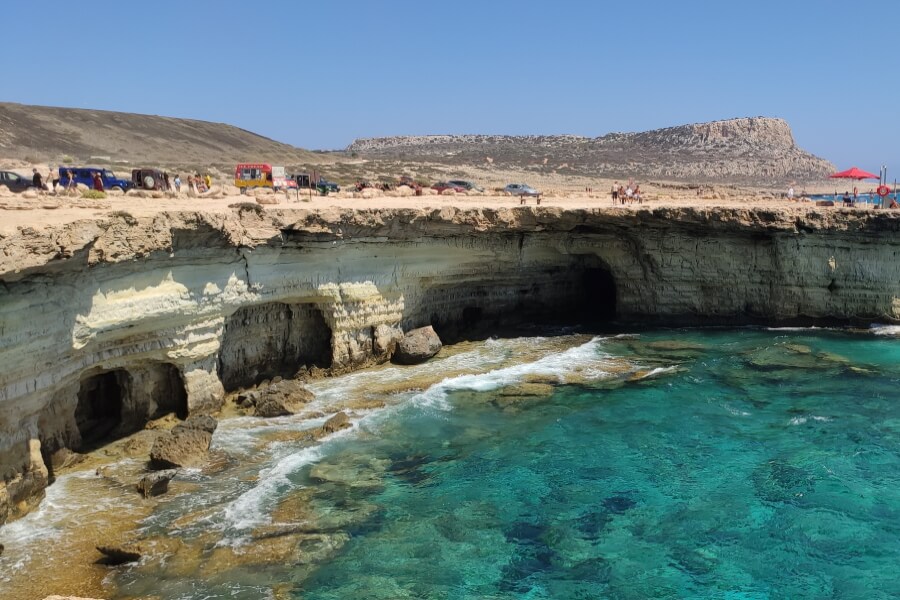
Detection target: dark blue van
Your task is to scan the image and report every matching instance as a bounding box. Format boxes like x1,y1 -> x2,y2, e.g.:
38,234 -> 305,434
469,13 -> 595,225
58,167 -> 133,192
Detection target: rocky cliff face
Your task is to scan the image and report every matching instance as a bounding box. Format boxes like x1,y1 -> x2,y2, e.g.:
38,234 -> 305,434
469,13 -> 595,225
2,205 -> 900,523
347,117 -> 834,183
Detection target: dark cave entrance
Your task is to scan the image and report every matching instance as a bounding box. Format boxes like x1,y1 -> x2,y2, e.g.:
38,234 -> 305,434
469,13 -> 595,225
155,363 -> 189,420
219,302 -> 334,391
422,257 -> 618,343
75,370 -> 130,451
581,266 -> 618,323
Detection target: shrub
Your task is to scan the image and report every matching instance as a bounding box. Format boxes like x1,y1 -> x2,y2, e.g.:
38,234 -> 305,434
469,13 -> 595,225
81,190 -> 107,200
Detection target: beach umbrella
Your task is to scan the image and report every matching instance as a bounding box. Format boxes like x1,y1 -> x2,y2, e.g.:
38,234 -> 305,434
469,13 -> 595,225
829,167 -> 879,202
829,166 -> 879,180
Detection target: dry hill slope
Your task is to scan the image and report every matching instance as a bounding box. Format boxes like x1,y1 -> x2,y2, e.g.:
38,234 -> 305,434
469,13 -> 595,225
0,102 -> 323,166
348,117 -> 835,184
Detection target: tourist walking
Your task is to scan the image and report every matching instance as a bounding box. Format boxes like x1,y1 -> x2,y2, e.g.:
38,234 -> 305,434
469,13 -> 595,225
174,174 -> 182,192
611,182 -> 618,204
64,170 -> 76,193
50,168 -> 59,193
204,173 -> 212,190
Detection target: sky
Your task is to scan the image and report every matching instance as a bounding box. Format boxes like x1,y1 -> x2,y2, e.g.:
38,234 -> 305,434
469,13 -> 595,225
3,0 -> 899,177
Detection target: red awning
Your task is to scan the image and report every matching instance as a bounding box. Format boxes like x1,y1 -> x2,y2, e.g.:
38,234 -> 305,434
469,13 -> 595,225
829,167 -> 879,179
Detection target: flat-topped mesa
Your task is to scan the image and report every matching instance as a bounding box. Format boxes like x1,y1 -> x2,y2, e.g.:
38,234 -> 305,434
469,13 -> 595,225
347,117 -> 832,183
625,117 -> 797,150
3,206 -> 900,526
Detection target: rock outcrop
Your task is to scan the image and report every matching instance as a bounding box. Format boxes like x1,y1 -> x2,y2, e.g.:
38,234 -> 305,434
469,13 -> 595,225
3,206 -> 900,523
393,326 -> 443,364
243,379 -> 316,417
149,416 -> 218,470
347,117 -> 835,183
136,469 -> 178,497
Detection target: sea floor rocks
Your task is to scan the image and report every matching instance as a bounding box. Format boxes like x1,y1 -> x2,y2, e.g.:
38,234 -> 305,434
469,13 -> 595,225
96,544 -> 143,565
393,326 -> 442,364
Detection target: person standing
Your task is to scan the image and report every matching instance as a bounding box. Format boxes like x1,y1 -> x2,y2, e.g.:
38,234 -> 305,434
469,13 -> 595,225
787,186 -> 794,201
174,174 -> 182,192
92,172 -> 104,191
204,173 -> 212,190
65,169 -> 76,193
611,181 -> 618,204
32,168 -> 44,192
50,167 -> 59,193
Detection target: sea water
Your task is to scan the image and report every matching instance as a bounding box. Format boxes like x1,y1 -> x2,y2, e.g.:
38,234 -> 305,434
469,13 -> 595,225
4,328 -> 900,599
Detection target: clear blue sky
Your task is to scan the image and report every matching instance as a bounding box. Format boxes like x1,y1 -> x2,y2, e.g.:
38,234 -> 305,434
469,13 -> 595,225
3,0 -> 899,176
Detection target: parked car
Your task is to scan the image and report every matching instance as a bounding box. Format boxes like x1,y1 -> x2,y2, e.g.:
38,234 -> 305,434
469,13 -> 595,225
504,183 -> 541,197
293,174 -> 340,193
131,169 -> 169,191
432,181 -> 467,194
59,167 -> 133,192
0,171 -> 35,192
448,179 -> 484,192
317,179 -> 340,193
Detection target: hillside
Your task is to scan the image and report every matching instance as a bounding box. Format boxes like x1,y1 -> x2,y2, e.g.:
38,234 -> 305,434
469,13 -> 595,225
347,117 -> 835,184
0,102 -> 323,166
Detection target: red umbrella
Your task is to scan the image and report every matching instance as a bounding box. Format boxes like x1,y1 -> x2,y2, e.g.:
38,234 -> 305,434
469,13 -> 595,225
829,167 -> 879,180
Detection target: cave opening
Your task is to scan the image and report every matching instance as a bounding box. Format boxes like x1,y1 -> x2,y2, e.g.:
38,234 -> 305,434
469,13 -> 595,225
219,302 -> 333,391
580,266 -> 618,323
75,370 -> 130,451
155,363 -> 189,420
420,257 -> 618,343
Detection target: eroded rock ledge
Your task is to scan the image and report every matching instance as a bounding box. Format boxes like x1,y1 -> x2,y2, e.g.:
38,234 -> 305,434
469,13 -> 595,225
2,205 -> 900,524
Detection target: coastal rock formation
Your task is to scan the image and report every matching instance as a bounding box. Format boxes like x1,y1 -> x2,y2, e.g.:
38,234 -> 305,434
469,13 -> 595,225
250,380 -> 316,417
347,117 -> 835,183
149,416 -> 218,470
3,206 -> 900,523
136,469 -> 178,497
393,326 -> 443,364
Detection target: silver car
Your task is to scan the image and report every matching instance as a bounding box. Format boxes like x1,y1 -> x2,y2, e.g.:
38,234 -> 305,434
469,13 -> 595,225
504,183 -> 540,197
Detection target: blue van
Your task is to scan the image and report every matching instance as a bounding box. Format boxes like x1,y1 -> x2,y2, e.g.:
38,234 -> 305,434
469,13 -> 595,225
58,167 -> 133,192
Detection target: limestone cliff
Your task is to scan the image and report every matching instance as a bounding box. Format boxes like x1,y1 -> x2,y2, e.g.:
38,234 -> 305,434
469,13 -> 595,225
2,205 -> 900,523
347,117 -> 835,183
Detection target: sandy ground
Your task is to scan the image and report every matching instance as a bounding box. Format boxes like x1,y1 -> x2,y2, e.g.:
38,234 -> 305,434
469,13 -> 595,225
1,162 -> 894,235
1,189 -> 892,236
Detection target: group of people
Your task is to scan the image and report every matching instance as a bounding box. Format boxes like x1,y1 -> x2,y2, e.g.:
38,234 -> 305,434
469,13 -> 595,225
28,168 -> 213,195
610,181 -> 642,204
32,167 -> 86,193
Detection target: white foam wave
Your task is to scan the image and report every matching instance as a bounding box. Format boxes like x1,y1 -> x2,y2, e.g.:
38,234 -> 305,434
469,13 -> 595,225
636,366 -> 679,379
789,415 -> 832,426
221,445 -> 323,532
219,413 -> 361,534
408,337 -> 614,410
870,324 -> 900,336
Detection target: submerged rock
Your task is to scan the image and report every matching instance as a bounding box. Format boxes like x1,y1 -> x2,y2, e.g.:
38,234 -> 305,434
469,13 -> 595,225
48,448 -> 87,471
96,544 -> 143,565
393,326 -> 442,364
136,469 -> 178,498
149,415 -> 218,470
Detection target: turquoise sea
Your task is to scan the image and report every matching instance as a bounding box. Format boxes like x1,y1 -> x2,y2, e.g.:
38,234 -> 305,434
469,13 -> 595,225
4,328 -> 900,599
